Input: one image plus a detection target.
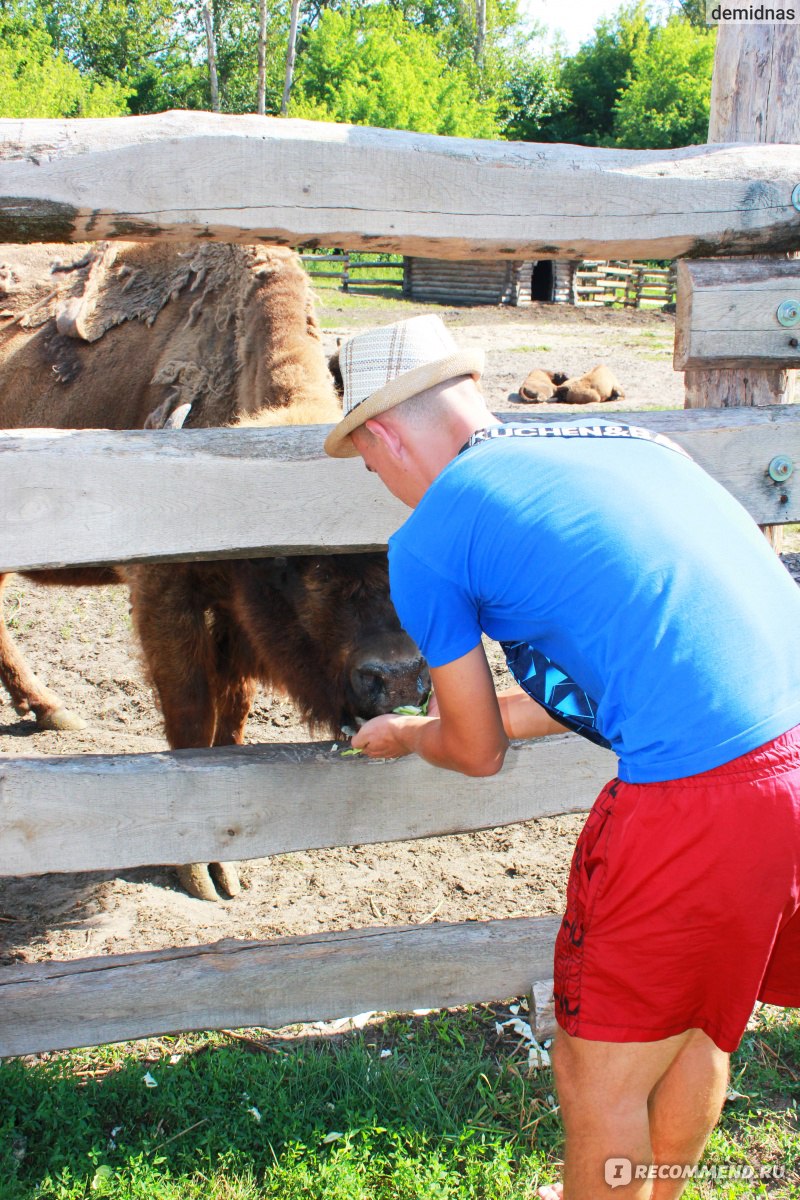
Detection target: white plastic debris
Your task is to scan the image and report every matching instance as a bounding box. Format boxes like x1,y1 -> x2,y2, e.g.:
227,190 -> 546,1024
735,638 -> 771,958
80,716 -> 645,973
169,1054 -> 183,1065
142,1072 -> 158,1088
247,1106 -> 262,1123
380,1049 -> 392,1059
497,1016 -> 534,1042
322,1131 -> 343,1144
527,1043 -> 551,1070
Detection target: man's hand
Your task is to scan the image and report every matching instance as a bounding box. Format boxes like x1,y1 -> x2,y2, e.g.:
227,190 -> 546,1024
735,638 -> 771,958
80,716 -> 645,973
350,712 -> 421,760
352,645 -> 508,776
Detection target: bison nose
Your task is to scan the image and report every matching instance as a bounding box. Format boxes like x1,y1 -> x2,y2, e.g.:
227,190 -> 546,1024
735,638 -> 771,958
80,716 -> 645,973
350,651 -> 430,717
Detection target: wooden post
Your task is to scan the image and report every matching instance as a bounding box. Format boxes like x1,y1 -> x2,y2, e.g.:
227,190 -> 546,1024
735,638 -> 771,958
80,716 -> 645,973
684,26 -> 800,548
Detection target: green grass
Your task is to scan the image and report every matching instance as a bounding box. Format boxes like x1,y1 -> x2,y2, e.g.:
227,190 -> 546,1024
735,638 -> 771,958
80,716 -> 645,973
1,1006 -> 797,1199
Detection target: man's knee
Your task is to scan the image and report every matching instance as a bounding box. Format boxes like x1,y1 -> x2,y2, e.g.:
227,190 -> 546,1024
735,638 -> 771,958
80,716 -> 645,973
550,1026 -> 697,1111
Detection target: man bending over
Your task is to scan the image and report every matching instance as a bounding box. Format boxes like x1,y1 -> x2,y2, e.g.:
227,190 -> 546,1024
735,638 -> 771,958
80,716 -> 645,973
324,314 -> 800,1199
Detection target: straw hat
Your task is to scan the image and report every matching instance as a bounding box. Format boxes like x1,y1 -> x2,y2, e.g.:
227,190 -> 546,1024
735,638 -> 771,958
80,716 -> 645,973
323,315 -> 484,458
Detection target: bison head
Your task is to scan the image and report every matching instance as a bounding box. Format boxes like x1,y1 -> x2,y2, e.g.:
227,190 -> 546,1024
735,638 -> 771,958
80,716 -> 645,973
233,553 -> 429,734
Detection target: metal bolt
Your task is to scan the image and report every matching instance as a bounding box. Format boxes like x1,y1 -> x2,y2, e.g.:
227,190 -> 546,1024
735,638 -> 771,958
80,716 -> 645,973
768,455 -> 794,483
777,299 -> 800,327
793,183 -> 800,212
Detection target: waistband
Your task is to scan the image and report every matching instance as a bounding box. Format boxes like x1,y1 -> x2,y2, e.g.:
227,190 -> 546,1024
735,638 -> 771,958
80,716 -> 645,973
673,724 -> 800,786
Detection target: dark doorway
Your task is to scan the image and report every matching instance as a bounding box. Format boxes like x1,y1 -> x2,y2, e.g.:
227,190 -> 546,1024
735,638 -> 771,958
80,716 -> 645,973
531,260 -> 554,302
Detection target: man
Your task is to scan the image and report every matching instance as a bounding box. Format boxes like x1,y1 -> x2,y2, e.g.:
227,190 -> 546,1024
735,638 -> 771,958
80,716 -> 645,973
324,314 -> 800,1199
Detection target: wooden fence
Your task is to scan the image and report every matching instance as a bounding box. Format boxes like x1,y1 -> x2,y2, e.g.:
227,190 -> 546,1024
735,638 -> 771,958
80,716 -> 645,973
300,252 -> 403,293
574,261 -> 677,309
0,87 -> 799,1055
303,253 -> 676,309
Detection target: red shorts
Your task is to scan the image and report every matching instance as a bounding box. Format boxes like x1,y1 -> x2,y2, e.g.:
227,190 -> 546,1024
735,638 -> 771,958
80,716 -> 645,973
554,724 -> 800,1053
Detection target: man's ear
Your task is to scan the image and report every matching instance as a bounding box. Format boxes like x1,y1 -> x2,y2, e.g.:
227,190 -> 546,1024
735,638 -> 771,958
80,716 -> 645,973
364,416 -> 404,459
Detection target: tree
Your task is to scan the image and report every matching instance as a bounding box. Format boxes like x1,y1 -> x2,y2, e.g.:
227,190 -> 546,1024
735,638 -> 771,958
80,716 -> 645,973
43,0 -> 177,91
0,7 -> 130,116
499,50 -> 568,141
613,15 -> 715,147
538,2 -> 652,145
281,0 -> 300,113
257,0 -> 267,114
201,0 -> 220,110
289,7 -> 500,137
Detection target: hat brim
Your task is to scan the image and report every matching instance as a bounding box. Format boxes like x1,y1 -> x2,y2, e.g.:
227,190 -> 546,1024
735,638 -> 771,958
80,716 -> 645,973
323,349 -> 485,458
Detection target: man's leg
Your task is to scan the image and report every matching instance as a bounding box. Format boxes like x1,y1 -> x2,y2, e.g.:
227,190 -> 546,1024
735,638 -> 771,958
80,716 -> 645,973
538,1026 -> 729,1200
648,1029 -> 729,1199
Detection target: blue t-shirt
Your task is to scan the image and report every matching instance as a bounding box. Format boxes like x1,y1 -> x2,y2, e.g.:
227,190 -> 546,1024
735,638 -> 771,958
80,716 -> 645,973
388,422 -> 800,783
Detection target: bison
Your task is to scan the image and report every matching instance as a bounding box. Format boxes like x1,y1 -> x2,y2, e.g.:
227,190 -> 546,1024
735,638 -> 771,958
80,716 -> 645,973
0,241 -> 428,899
553,364 -> 624,405
517,368 -> 568,404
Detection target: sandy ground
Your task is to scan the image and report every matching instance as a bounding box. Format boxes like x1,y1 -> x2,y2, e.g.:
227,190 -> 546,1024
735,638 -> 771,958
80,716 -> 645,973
0,295 -> 777,976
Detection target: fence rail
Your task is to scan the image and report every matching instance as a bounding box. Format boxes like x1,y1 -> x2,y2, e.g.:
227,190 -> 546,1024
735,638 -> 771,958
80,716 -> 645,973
1,735 -> 613,878
301,252 -> 403,292
574,260 -> 677,308
0,917 -> 560,1058
2,407 -> 798,573
1,112 -> 800,259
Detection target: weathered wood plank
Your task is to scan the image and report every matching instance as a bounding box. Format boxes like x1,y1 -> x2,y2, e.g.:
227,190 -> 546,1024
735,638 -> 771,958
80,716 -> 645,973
2,408 -> 799,571
1,112 -> 800,258
0,734 -> 613,877
0,916 -> 560,1056
684,26 -> 800,550
675,259 -> 800,369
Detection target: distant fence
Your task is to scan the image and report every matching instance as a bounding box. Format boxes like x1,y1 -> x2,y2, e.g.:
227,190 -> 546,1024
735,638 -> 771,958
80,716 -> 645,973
303,253 -> 677,309
574,260 -> 677,309
301,252 -> 403,293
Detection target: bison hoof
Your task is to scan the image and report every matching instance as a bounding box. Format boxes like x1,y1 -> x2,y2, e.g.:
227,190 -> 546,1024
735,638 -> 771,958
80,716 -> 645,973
37,706 -> 88,732
176,861 -> 242,901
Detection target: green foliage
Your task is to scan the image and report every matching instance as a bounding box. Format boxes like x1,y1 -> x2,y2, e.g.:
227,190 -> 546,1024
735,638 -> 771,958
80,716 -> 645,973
499,50 -> 569,142
43,0 -> 177,90
0,0 -> 720,149
538,2 -> 653,145
0,5 -> 130,116
289,7 -> 500,137
613,14 -> 716,147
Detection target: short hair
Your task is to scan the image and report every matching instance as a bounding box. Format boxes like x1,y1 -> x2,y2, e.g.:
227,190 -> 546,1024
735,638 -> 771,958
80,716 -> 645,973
387,375 -> 480,430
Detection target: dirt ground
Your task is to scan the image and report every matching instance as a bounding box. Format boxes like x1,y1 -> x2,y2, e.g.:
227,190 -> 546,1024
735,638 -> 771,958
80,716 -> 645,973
0,294 -> 775,976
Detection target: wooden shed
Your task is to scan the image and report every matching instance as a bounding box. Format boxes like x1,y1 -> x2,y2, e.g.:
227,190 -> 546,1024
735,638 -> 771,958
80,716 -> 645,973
402,257 -> 579,305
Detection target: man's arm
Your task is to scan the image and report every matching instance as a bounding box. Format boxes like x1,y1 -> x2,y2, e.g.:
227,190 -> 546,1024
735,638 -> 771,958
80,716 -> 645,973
496,683 -> 569,739
350,646 -> 567,775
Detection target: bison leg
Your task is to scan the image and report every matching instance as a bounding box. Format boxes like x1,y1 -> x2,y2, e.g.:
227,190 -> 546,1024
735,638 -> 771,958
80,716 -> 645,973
128,568 -> 251,901
0,573 -> 87,730
197,631 -> 261,899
